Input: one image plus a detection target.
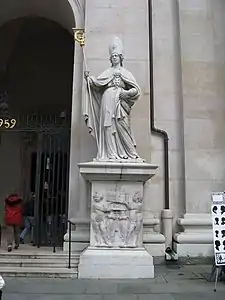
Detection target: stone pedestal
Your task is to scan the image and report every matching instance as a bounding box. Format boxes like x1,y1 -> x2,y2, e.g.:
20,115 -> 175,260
79,247 -> 154,279
78,161 -> 158,279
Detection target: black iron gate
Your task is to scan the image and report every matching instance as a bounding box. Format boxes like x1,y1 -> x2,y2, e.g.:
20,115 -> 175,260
34,130 -> 70,249
0,113 -> 71,249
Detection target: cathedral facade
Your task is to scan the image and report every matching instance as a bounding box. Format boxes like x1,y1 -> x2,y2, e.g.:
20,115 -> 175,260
0,0 -> 222,259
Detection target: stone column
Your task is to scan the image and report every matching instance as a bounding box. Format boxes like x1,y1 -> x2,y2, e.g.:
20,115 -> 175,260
174,0 -> 225,257
148,0 -> 185,255
64,28 -> 90,252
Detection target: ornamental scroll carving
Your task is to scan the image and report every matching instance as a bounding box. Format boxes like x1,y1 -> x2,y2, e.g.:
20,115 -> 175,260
91,190 -> 143,248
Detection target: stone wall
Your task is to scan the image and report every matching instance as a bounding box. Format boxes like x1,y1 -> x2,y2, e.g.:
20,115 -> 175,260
174,0 -> 225,256
81,0 -> 225,257
151,0 -> 185,225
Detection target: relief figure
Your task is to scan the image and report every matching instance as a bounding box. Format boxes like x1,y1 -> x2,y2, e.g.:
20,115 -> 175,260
91,192 -> 110,246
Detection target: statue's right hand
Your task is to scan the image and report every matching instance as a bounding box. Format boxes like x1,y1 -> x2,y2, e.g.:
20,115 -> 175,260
84,71 -> 90,80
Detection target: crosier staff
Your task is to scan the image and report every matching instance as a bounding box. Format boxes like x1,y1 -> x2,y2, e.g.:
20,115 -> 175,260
73,28 -> 99,147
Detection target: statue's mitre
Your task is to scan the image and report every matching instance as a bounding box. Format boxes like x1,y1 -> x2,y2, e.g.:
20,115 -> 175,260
109,36 -> 123,56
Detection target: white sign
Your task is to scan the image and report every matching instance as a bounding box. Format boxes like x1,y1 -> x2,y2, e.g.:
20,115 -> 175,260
211,192 -> 225,266
0,275 -> 4,290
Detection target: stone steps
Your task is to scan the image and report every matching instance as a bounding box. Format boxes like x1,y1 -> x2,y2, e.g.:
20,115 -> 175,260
0,258 -> 79,268
0,252 -> 79,260
0,267 -> 78,278
0,251 -> 79,278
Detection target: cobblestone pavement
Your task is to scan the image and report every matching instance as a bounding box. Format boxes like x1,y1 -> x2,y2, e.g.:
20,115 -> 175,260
1,263 -> 225,299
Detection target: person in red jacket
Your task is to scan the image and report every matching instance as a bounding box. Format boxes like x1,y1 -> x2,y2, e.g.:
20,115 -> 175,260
4,192 -> 23,252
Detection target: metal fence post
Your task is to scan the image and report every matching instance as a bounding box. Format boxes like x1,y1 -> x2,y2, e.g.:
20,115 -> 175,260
68,221 -> 72,269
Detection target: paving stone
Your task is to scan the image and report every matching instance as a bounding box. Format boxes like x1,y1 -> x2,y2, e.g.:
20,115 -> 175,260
153,283 -> 205,294
3,294 -> 23,300
138,295 -> 175,300
4,295 -> 103,300
172,292 -> 224,300
69,296 -> 104,300
163,270 -> 202,282
117,282 -> 151,294
151,276 -> 167,283
4,278 -> 86,294
103,296 -> 138,300
84,280 -> 118,294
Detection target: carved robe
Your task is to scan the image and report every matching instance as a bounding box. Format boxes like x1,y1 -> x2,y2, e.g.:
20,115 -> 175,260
84,67 -> 141,160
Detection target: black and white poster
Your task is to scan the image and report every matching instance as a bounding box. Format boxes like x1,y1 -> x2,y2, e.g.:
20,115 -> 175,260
211,192 -> 225,266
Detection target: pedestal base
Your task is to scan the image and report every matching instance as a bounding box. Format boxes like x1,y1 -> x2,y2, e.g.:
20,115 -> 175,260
78,247 -> 154,279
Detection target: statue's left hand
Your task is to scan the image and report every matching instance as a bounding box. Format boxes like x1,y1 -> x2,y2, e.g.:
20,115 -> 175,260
119,90 -> 129,101
84,71 -> 90,80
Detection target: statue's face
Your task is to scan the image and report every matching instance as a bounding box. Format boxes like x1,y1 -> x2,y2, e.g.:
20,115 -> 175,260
111,53 -> 120,66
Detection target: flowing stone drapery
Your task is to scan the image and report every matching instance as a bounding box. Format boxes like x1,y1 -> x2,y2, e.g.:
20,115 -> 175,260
83,37 -> 143,161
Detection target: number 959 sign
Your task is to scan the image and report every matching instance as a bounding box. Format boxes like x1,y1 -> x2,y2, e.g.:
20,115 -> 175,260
0,118 -> 17,129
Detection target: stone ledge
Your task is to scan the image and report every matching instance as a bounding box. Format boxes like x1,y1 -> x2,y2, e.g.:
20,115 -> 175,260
0,267 -> 78,278
173,213 -> 213,257
144,243 -> 165,257
143,233 -> 165,244
177,217 -> 212,227
174,243 -> 213,257
175,213 -> 213,244
174,233 -> 213,244
78,161 -> 158,181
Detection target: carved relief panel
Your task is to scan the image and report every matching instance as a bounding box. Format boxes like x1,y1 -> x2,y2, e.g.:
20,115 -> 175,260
90,182 -> 144,248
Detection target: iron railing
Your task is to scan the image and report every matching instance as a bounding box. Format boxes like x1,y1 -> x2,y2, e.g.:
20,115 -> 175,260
67,219 -> 76,269
51,216 -> 75,269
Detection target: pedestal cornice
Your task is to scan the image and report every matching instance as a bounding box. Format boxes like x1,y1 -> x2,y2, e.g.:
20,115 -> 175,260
78,161 -> 158,182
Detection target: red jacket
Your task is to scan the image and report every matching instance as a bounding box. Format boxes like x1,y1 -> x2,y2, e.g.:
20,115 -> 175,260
4,194 -> 23,226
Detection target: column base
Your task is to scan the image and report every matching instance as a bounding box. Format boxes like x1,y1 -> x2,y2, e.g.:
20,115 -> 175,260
173,242 -> 213,257
78,247 -> 154,279
174,213 -> 213,257
63,241 -> 89,253
143,218 -> 165,257
63,219 -> 90,253
144,243 -> 165,258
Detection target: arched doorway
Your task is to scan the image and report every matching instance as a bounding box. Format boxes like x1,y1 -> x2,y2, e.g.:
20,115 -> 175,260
0,15 -> 74,248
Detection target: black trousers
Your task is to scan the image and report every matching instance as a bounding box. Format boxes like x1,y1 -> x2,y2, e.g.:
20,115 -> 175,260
0,290 -> 2,300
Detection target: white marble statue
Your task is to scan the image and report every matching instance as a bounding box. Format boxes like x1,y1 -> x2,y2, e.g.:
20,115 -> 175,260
84,36 -> 142,161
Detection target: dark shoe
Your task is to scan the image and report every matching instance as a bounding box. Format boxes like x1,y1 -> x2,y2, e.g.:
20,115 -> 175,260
20,237 -> 24,244
7,245 -> 12,252
14,244 -> 19,249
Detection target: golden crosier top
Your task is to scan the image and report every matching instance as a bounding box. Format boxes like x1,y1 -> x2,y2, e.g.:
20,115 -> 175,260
73,28 -> 85,47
